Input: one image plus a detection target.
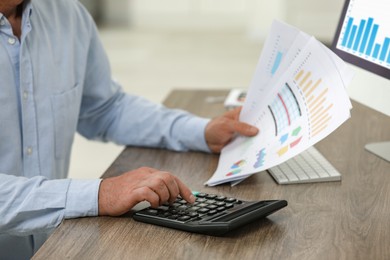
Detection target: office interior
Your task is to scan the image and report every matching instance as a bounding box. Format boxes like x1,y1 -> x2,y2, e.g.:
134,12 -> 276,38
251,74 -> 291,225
72,0 -> 390,180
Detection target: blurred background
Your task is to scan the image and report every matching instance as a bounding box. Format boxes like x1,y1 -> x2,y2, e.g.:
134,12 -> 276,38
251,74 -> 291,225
70,0 -> 343,179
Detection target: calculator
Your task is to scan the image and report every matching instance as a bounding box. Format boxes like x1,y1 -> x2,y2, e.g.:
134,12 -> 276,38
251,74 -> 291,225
133,192 -> 287,235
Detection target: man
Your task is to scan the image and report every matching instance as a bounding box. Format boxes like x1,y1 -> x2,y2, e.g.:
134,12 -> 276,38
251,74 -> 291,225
0,0 -> 258,258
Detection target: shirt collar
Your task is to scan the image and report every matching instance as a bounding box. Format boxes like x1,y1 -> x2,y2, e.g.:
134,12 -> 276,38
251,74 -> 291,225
20,1 -> 33,39
0,1 -> 32,24
23,0 -> 33,19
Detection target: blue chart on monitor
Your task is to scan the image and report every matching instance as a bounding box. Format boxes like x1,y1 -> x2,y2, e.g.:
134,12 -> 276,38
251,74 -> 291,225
336,0 -> 390,68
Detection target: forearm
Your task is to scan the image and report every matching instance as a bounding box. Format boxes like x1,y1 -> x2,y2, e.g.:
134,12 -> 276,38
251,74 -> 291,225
78,89 -> 211,152
0,174 -> 100,236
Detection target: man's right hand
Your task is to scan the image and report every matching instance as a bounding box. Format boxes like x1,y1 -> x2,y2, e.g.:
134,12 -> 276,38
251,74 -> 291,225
98,167 -> 195,216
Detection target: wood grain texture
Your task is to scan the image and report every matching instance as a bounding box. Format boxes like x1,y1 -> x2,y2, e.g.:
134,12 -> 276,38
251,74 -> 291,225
33,89 -> 390,260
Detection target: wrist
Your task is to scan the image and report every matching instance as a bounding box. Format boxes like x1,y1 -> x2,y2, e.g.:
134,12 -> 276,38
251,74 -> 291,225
98,178 -> 109,216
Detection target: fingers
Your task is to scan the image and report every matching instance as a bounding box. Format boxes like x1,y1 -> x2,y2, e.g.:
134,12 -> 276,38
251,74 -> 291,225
173,176 -> 196,204
132,186 -> 161,208
149,172 -> 180,204
164,175 -> 181,204
149,176 -> 171,204
143,171 -> 194,206
222,107 -> 258,136
231,121 -> 259,136
224,107 -> 242,120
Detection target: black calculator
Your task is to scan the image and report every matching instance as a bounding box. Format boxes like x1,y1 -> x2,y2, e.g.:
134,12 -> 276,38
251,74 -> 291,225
133,192 -> 287,235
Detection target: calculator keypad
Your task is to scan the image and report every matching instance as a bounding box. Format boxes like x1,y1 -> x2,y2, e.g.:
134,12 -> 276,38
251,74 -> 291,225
138,193 -> 243,223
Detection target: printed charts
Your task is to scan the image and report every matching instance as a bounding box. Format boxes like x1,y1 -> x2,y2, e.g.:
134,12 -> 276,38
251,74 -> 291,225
295,70 -> 333,138
205,21 -> 353,186
268,83 -> 301,136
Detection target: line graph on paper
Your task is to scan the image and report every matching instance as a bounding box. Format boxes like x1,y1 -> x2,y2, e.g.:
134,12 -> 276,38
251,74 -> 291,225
294,70 -> 334,138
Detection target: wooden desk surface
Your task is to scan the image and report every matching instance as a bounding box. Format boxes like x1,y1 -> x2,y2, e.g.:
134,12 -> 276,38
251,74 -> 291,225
33,89 -> 390,260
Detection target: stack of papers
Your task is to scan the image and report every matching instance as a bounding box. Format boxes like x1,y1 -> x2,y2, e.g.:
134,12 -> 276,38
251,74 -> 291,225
206,20 -> 354,186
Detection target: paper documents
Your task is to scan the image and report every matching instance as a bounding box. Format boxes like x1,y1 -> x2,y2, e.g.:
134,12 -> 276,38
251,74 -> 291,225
206,21 -> 354,186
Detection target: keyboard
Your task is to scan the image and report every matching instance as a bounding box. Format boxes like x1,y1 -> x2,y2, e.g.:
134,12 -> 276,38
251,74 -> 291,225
133,192 -> 287,235
268,146 -> 341,184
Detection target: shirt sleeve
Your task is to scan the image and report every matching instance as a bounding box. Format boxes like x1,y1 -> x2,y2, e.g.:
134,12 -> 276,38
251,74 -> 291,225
75,8 -> 211,153
0,173 -> 101,236
80,89 -> 211,152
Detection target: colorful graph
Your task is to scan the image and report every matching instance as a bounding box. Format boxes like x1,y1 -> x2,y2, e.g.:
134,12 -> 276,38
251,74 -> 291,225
276,126 -> 303,157
226,160 -> 246,176
292,126 -> 302,136
280,133 -> 289,144
290,136 -> 302,148
268,83 -> 302,136
277,146 -> 289,156
295,70 -> 333,138
253,148 -> 266,168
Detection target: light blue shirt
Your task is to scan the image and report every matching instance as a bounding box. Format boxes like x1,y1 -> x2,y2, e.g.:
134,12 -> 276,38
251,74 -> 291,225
0,0 -> 210,258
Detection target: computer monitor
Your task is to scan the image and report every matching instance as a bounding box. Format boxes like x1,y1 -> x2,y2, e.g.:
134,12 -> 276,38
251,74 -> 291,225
332,0 -> 390,162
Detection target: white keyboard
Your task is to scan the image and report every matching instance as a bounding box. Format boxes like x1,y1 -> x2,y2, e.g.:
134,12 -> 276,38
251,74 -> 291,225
268,146 -> 341,184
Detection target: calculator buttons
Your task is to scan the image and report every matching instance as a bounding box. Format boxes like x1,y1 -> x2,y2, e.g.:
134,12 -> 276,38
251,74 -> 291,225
138,193 -> 246,223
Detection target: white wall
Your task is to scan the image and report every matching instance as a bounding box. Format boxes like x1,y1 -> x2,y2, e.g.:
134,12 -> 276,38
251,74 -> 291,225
347,66 -> 390,116
126,0 -> 342,42
284,0 -> 343,42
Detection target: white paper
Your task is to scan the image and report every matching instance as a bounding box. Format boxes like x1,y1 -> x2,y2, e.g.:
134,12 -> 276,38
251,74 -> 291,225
206,21 -> 354,186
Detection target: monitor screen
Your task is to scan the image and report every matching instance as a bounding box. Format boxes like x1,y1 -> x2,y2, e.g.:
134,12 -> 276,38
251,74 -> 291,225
331,0 -> 390,162
331,0 -> 390,80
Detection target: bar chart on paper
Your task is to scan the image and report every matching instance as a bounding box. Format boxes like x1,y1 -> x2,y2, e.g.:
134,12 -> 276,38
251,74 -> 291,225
267,35 -> 284,76
294,70 -> 333,138
336,0 -> 390,68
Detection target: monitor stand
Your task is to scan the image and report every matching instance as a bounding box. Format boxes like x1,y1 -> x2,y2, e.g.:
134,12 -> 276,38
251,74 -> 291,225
365,142 -> 390,162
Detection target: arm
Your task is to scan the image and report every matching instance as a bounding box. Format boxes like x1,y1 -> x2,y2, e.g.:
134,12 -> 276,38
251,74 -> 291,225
84,91 -> 211,152
0,169 -> 196,234
0,174 -> 100,236
75,17 -> 210,152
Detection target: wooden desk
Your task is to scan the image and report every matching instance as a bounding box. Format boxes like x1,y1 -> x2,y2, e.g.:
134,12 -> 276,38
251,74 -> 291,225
33,89 -> 390,259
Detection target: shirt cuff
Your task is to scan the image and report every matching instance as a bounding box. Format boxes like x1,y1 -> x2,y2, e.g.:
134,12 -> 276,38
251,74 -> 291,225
64,179 -> 102,219
180,116 -> 211,153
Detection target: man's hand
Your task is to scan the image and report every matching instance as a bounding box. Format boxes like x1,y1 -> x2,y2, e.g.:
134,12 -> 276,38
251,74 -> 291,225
205,107 -> 259,153
98,167 -> 195,216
